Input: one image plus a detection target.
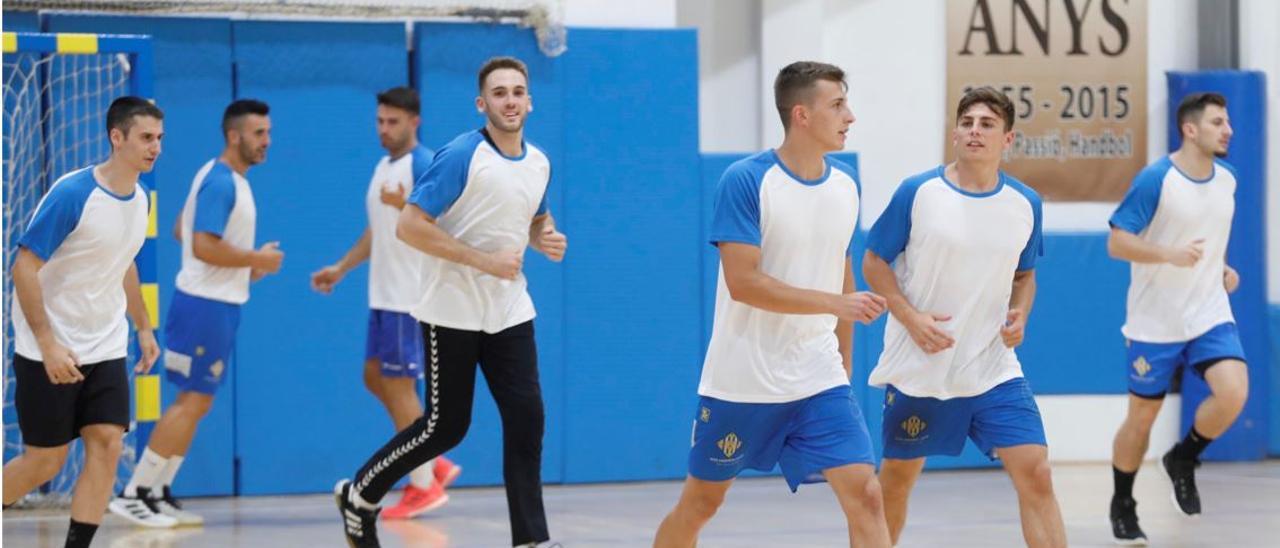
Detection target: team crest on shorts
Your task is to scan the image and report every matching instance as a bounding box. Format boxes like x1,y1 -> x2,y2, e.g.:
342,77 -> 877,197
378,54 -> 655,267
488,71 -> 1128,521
1132,356 -> 1152,377
717,433 -> 742,458
901,416 -> 927,438
699,407 -> 711,422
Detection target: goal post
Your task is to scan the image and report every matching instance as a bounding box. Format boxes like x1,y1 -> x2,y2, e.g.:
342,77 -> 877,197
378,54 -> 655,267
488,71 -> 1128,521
3,31 -> 161,507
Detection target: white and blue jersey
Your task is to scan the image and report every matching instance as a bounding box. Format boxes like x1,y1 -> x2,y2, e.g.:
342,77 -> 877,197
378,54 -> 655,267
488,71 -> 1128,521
688,151 -> 873,490
175,159 -> 257,305
866,166 -> 1043,400
11,166 -> 149,364
164,159 -> 256,395
1109,156 -> 1237,343
367,144 -> 433,314
408,129 -> 549,334
699,150 -> 860,403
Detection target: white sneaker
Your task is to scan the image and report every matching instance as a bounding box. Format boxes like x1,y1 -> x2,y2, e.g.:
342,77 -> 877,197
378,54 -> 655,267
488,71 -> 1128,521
151,486 -> 204,526
108,487 -> 177,528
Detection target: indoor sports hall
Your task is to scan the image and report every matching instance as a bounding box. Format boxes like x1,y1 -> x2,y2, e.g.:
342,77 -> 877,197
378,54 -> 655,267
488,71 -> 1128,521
3,1 -> 1278,547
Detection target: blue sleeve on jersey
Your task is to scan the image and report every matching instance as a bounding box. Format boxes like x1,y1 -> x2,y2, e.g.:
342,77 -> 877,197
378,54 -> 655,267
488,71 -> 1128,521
410,137 -> 474,218
192,170 -> 237,238
411,145 -> 434,182
830,158 -> 862,257
1109,165 -> 1164,235
708,161 -> 764,247
866,177 -> 924,263
1014,182 -> 1044,271
18,175 -> 93,261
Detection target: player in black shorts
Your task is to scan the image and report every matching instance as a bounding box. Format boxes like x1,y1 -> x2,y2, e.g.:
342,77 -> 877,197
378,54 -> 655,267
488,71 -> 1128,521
3,97 -> 164,547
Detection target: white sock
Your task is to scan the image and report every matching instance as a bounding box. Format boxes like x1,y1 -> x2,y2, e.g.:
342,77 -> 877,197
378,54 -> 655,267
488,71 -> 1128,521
408,459 -> 435,489
349,488 -> 378,511
157,455 -> 184,491
124,448 -> 168,498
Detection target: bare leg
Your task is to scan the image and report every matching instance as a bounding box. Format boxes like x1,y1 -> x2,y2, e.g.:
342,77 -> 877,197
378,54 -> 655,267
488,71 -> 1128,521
824,463 -> 892,547
654,476 -> 733,548
878,457 -> 925,545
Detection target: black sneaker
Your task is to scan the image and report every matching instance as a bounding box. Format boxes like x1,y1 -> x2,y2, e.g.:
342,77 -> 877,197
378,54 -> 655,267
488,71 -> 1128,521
334,479 -> 381,547
1109,496 -> 1147,545
1162,450 -> 1202,516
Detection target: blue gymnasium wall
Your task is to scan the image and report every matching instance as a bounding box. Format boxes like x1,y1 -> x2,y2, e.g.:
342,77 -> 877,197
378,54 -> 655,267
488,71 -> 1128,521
41,14 -> 238,496
228,20 -> 411,495
1168,71 -> 1271,461
413,24 -> 703,484
7,15 -> 1275,494
411,22 -> 569,486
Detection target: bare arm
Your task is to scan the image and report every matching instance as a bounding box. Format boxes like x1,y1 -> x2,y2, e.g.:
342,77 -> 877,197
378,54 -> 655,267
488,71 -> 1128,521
123,263 -> 160,371
172,215 -> 181,242
862,250 -> 918,323
529,213 -> 567,262
863,250 -> 955,354
1008,270 -> 1036,317
310,229 -> 371,294
720,242 -> 883,323
1000,269 -> 1036,348
1107,227 -> 1203,266
396,204 -> 520,279
123,263 -> 153,332
12,248 -> 83,382
193,231 -> 279,271
837,256 -> 854,379
331,228 -> 372,274
13,249 -> 58,350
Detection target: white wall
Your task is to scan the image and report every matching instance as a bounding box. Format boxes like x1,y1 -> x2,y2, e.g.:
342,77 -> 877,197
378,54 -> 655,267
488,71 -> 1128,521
677,0 -> 761,153
1239,0 -> 1280,304
682,0 -> 1203,232
564,0 -> 676,28
821,0 -> 1199,231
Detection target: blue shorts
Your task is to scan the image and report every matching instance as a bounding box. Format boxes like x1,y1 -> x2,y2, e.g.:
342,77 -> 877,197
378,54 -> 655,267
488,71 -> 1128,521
688,385 -> 875,492
882,377 -> 1046,460
365,309 -> 424,379
163,290 -> 240,395
1127,322 -> 1246,399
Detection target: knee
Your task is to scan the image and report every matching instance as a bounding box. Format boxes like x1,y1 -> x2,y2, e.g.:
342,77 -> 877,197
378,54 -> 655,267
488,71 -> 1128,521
182,395 -> 215,420
428,411 -> 470,449
362,367 -> 383,399
679,490 -> 725,524
1215,380 -> 1249,412
81,428 -> 124,462
1020,461 -> 1056,501
857,477 -> 886,514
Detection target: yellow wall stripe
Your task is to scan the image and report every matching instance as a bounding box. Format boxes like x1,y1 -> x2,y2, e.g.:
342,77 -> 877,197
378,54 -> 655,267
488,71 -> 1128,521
55,33 -> 98,54
147,191 -> 158,238
2,33 -> 16,54
142,282 -> 159,329
135,374 -> 161,422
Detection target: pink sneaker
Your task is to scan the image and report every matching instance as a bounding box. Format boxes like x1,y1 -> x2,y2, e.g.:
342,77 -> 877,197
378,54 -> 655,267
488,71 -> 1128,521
433,456 -> 462,488
382,483 -> 448,520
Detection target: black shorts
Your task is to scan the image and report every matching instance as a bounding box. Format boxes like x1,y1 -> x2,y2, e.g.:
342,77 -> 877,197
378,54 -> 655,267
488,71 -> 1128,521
12,353 -> 131,448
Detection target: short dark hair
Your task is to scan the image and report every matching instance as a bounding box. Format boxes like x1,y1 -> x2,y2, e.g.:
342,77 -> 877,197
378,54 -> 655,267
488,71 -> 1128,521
956,87 -> 1015,131
106,96 -> 163,137
377,86 -> 420,115
222,99 -> 270,136
1175,92 -> 1227,136
773,61 -> 846,131
477,56 -> 529,92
